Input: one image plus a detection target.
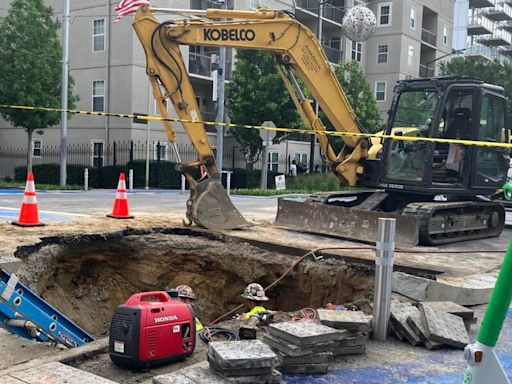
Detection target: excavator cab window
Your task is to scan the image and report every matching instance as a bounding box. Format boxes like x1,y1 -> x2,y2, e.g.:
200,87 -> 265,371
384,89 -> 439,183
431,88 -> 474,185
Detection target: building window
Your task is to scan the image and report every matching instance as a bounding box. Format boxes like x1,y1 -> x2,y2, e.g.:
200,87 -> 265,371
250,0 -> 259,9
377,44 -> 388,64
153,141 -> 169,160
375,82 -> 386,102
410,7 -> 416,30
443,26 -> 448,45
351,41 -> 362,62
93,19 -> 105,52
32,139 -> 42,158
294,153 -> 308,168
268,152 -> 279,172
407,45 -> 414,66
378,3 -> 392,26
92,80 -> 105,112
91,141 -> 104,167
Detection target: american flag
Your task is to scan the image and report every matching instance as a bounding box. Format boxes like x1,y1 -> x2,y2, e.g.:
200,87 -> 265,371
114,0 -> 150,23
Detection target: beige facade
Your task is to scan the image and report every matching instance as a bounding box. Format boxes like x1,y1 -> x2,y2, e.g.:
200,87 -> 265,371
0,0 -> 454,174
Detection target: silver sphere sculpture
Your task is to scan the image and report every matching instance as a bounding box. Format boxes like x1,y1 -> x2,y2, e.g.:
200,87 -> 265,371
342,6 -> 376,42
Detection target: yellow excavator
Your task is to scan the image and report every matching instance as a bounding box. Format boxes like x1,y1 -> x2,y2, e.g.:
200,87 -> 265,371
132,6 -> 509,246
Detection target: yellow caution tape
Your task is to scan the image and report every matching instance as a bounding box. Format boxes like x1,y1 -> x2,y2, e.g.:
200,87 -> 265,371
1,103 -> 512,149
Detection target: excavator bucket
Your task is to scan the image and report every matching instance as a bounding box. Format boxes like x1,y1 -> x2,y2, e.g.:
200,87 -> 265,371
275,198 -> 420,247
187,176 -> 250,230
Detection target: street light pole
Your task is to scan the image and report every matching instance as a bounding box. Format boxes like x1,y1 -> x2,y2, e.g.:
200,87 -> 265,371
59,0 -> 70,187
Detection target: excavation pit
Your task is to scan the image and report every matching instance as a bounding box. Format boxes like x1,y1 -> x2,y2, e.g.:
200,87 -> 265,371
14,228 -> 375,337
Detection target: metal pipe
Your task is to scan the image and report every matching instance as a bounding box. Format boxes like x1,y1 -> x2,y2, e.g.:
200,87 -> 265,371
5,319 -> 38,330
128,169 -> 133,192
59,0 -> 70,186
372,218 -> 396,342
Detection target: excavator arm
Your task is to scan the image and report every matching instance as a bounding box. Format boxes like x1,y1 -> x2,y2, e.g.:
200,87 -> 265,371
133,6 -> 369,187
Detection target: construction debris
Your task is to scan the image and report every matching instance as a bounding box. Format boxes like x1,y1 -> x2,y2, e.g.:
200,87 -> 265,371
207,340 -> 279,378
153,361 -> 282,384
317,309 -> 371,331
419,303 -> 469,350
389,301 -> 422,346
389,300 -> 471,350
393,271 -> 495,306
262,319 -> 368,374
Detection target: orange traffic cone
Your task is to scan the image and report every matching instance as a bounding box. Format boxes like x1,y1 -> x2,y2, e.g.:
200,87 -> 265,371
107,173 -> 134,219
12,172 -> 45,227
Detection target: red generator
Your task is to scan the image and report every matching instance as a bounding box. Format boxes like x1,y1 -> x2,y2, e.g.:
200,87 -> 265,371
109,291 -> 195,369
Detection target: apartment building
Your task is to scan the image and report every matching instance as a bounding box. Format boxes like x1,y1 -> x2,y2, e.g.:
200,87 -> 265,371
453,0 -> 512,63
0,0 -> 454,176
357,0 -> 454,117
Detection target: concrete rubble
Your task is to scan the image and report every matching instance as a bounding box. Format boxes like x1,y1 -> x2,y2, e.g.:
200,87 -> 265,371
389,300 -> 471,351
393,271 -> 495,306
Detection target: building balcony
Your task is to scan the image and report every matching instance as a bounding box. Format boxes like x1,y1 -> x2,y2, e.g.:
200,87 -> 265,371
189,52 -> 213,78
322,44 -> 342,63
465,45 -> 511,63
501,20 -> 512,30
190,0 -> 221,10
419,64 -> 435,78
421,28 -> 437,47
469,0 -> 494,8
479,28 -> 512,45
467,14 -> 494,35
485,1 -> 512,21
295,0 -> 344,24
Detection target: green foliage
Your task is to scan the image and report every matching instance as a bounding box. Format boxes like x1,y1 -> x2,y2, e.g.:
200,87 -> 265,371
226,50 -> 301,167
440,56 -> 512,122
286,172 -> 341,192
0,0 -> 78,169
321,61 -> 381,152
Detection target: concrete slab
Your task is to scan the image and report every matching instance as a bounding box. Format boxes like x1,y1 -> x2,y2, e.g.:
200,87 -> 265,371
208,340 -> 278,371
275,351 -> 334,365
389,301 -> 422,346
262,334 -> 336,357
332,345 -> 366,356
419,304 -> 469,349
208,354 -> 273,377
0,255 -> 21,274
406,311 -> 443,350
389,321 -> 405,341
317,309 -> 371,331
10,362 -> 116,384
279,363 -> 329,374
268,321 -> 345,347
154,361 -> 282,384
420,301 -> 474,319
393,271 -> 495,306
335,334 -> 368,347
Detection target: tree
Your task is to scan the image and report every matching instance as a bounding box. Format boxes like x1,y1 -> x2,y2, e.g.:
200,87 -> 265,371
320,60 -> 381,153
0,0 -> 78,173
440,56 -> 512,122
226,50 -> 301,169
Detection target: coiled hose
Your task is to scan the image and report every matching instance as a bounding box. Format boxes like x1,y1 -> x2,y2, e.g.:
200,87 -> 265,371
199,326 -> 240,343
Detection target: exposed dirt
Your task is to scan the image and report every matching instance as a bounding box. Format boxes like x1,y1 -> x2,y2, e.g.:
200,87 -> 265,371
14,228 -> 374,337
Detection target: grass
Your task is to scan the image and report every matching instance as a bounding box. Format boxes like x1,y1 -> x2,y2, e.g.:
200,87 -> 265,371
232,173 -> 351,196
0,182 -> 83,190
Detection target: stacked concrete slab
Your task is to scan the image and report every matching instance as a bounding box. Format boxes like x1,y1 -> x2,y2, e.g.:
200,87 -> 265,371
263,318 -> 368,374
390,300 -> 473,350
317,309 -> 370,356
207,340 -> 281,383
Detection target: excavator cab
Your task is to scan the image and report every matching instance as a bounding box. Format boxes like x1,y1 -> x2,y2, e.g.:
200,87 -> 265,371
379,77 -> 509,196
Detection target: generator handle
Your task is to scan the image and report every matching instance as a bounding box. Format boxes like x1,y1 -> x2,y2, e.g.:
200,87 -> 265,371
125,291 -> 172,306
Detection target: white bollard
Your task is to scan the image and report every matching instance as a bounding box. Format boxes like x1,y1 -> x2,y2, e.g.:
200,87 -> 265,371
372,218 -> 396,342
226,171 -> 232,196
181,175 -> 186,194
129,169 -> 134,192
84,168 -> 89,191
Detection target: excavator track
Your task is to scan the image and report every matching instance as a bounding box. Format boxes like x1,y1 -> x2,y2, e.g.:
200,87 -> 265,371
402,201 -> 505,246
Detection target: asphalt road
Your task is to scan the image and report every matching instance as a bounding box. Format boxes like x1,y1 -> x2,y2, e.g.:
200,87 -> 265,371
0,189 -> 278,222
